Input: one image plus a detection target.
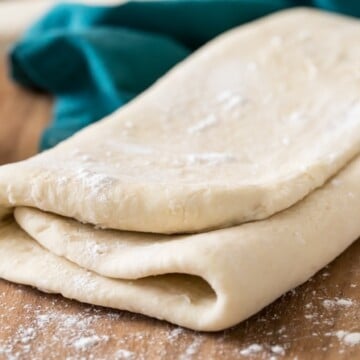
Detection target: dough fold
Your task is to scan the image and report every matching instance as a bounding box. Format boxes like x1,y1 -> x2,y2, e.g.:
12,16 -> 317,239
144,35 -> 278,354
0,8 -> 360,331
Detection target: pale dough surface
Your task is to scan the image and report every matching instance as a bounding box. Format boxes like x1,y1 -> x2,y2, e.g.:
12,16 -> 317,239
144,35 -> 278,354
1,9 -> 360,233
0,8 -> 360,331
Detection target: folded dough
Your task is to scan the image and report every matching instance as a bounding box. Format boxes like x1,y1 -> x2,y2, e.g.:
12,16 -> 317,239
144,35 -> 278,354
2,8 -> 360,233
0,8 -> 360,331
1,154 -> 360,331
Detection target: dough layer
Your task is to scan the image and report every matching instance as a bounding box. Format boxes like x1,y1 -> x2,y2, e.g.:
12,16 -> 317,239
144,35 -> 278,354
1,8 -> 360,233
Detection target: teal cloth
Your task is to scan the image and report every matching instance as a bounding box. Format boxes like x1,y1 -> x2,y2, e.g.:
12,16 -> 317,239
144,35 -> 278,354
9,0 -> 360,150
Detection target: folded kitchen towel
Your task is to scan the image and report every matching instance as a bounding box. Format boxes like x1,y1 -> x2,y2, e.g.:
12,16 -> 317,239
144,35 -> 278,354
9,0 -> 360,150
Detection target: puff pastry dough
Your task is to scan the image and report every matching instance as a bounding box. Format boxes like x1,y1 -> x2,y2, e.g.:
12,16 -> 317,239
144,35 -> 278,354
0,8 -> 359,331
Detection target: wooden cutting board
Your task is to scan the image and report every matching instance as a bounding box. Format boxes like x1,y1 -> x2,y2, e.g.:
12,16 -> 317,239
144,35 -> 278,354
0,55 -> 359,360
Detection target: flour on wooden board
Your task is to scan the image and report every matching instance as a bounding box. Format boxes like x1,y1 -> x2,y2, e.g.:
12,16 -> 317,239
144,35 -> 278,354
0,264 -> 358,360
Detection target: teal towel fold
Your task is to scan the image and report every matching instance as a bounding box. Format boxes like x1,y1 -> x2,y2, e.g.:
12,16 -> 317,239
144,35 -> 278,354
9,0 -> 360,150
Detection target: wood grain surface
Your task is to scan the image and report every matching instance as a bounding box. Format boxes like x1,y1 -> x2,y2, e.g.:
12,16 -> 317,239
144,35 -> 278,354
0,54 -> 359,360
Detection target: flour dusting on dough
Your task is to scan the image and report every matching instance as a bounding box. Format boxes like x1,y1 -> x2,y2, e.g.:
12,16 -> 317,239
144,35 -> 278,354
75,169 -> 116,201
85,242 -> 108,259
72,272 -> 97,292
5,184 -> 15,205
187,115 -> 218,134
216,90 -> 245,110
186,153 -> 236,166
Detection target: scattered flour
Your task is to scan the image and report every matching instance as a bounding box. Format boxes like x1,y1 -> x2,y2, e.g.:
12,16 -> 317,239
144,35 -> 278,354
85,241 -> 108,260
168,327 -> 184,341
186,152 -> 236,166
286,110 -> 304,125
240,344 -> 263,356
72,272 -> 97,292
72,335 -> 109,351
322,298 -> 353,309
216,90 -> 245,110
187,114 -> 218,134
335,331 -> 360,346
0,296 -> 118,360
115,349 -> 135,359
271,345 -> 285,355
0,262 -> 358,359
75,169 -> 115,201
179,337 -> 203,360
18,327 -> 36,344
5,184 -> 16,205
